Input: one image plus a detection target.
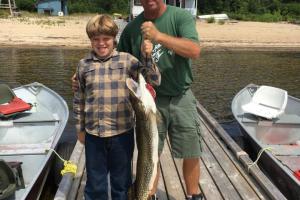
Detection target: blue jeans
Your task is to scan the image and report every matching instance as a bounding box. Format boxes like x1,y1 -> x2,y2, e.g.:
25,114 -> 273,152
84,129 -> 134,200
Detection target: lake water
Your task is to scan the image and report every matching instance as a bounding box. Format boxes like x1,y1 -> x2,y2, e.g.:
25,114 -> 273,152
0,46 -> 300,198
1,46 -> 300,121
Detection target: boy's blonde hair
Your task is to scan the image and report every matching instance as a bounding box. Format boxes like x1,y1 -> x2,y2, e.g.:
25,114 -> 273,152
86,14 -> 119,39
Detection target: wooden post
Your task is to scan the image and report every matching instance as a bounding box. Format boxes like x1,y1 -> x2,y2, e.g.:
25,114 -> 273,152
8,0 -> 13,16
54,141 -> 85,200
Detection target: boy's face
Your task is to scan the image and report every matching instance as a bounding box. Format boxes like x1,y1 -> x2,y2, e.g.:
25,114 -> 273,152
91,34 -> 115,58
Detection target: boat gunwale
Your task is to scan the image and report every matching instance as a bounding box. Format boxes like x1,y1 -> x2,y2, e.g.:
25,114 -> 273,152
231,83 -> 300,186
0,82 -> 69,200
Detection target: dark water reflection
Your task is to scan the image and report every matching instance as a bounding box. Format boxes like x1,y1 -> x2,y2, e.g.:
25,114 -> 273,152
0,47 -> 87,106
0,46 -> 300,198
192,47 -> 300,121
1,47 -> 300,123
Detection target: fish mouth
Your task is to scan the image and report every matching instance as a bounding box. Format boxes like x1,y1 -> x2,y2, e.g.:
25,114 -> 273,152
126,78 -> 142,99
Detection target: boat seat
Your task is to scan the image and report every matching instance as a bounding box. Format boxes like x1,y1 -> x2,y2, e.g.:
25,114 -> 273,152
242,85 -> 288,119
0,84 -> 32,118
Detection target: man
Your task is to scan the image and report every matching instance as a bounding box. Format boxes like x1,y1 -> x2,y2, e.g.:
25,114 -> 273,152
118,0 -> 202,199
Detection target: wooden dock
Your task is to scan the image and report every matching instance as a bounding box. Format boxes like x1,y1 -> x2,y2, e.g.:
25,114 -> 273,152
54,102 -> 286,200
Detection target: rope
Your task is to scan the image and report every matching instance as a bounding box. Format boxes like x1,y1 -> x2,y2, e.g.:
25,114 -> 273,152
47,148 -> 77,176
247,147 -> 273,172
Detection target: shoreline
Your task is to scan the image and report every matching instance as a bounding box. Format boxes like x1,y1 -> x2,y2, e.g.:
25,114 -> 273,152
2,44 -> 300,52
1,17 -> 300,48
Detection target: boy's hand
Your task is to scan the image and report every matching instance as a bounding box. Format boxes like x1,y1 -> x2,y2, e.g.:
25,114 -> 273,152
77,131 -> 85,144
141,39 -> 153,58
141,21 -> 160,42
71,73 -> 79,92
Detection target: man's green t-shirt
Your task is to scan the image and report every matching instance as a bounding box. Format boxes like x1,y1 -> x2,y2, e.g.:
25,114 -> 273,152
118,5 -> 199,97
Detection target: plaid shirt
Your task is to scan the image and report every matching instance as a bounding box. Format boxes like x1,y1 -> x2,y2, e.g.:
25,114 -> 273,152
73,49 -> 160,137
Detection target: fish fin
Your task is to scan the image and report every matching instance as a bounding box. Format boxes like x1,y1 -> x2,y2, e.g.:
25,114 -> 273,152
126,78 -> 141,99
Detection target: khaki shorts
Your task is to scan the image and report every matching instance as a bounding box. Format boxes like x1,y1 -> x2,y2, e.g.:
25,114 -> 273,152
156,89 -> 202,159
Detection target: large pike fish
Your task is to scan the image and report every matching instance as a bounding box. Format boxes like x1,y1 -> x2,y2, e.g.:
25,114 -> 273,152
126,73 -> 159,200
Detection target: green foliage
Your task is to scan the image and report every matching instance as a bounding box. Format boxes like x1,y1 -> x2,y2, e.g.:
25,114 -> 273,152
258,12 -> 283,21
0,9 -> 9,18
199,0 -> 300,22
218,19 -> 226,24
67,0 -> 128,14
206,17 -> 215,23
229,11 -> 283,22
9,0 -> 300,23
67,1 -> 103,14
282,2 -> 300,16
15,0 -> 36,12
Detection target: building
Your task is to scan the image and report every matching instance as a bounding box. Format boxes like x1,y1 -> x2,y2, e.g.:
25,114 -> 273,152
36,0 -> 68,16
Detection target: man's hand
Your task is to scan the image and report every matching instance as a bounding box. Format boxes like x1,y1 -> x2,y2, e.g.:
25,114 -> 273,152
141,21 -> 160,42
71,73 -> 79,92
141,39 -> 153,58
142,21 -> 200,59
77,131 -> 85,144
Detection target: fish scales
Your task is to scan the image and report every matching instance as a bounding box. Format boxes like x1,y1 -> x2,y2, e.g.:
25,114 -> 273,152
126,74 -> 159,200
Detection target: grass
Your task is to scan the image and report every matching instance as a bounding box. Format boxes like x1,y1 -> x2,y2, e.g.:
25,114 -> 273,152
0,9 -> 10,18
218,19 -> 225,25
206,17 -> 215,23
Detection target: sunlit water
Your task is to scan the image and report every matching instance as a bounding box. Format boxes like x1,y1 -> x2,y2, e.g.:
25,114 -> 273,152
0,46 -> 300,198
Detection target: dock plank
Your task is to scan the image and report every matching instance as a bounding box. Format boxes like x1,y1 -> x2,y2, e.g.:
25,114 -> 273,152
202,125 -> 264,200
76,170 -> 86,200
202,119 -> 268,200
156,166 -> 168,200
160,143 -> 186,200
55,102 -> 286,200
199,159 -> 223,200
202,142 -> 242,200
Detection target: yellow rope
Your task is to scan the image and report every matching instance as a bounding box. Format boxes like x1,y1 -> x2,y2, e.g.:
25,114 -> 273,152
47,148 -> 77,176
61,161 -> 77,176
247,147 -> 273,172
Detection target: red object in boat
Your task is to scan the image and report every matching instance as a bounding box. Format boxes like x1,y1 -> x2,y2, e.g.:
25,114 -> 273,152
146,83 -> 156,99
0,97 -> 31,115
294,170 -> 300,181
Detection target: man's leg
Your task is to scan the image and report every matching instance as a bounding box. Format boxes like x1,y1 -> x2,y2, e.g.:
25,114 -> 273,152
183,158 -> 200,195
167,89 -> 203,199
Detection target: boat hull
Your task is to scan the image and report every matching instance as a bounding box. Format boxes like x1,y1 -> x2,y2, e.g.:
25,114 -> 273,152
0,82 -> 68,200
232,84 -> 300,200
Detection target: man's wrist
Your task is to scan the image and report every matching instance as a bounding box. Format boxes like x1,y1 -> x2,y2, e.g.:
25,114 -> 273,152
154,32 -> 163,43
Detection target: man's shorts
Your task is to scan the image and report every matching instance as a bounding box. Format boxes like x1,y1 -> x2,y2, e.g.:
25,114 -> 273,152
156,89 -> 203,159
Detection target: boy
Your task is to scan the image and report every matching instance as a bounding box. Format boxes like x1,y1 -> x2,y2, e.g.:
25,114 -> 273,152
73,14 -> 160,200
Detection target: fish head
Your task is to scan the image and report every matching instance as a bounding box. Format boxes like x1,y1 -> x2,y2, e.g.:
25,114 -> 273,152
126,74 -> 156,114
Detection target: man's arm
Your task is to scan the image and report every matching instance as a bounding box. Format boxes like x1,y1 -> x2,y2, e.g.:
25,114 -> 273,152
141,21 -> 200,59
71,73 -> 78,92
